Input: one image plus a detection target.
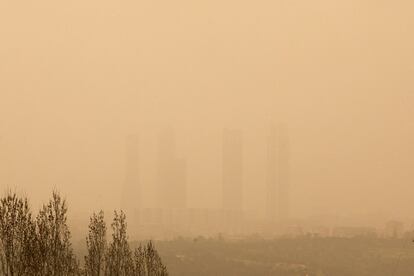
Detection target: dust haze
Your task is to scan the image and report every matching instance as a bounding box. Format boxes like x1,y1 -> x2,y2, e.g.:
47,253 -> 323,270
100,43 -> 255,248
1,1 -> 414,273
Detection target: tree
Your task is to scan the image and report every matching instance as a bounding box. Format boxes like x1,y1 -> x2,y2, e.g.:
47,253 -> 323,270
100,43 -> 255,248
133,245 -> 145,276
144,241 -> 168,276
85,211 -> 106,276
0,234 -> 7,275
0,190 -> 168,276
0,192 -> 36,276
105,211 -> 133,276
36,191 -> 78,275
132,241 -> 168,276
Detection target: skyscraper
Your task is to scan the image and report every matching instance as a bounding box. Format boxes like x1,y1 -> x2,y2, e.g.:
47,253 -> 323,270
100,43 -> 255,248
266,126 -> 277,222
222,129 -> 243,212
122,134 -> 140,214
172,157 -> 187,209
266,124 -> 290,223
277,124 -> 290,222
156,128 -> 187,210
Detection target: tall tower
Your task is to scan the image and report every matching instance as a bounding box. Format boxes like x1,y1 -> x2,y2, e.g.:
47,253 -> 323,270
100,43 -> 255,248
277,124 -> 290,222
222,129 -> 243,212
266,124 -> 290,223
172,157 -> 187,209
122,134 -> 140,214
156,129 -> 187,210
266,126 -> 277,222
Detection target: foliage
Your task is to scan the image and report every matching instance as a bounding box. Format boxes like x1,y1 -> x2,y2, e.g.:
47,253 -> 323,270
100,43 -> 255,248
144,241 -> 168,276
133,242 -> 168,276
0,192 -> 168,276
36,191 -> 79,275
105,211 -> 134,276
0,192 -> 36,275
85,211 -> 106,276
132,245 -> 146,276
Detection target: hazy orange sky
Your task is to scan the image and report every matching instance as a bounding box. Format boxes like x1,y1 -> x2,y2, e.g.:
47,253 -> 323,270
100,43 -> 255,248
0,0 -> 413,221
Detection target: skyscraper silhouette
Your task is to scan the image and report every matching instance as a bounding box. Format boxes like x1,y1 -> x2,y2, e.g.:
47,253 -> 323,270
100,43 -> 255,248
277,124 -> 290,222
266,124 -> 290,223
172,157 -> 187,209
156,128 -> 187,210
266,126 -> 277,222
222,129 -> 243,212
122,134 -> 140,214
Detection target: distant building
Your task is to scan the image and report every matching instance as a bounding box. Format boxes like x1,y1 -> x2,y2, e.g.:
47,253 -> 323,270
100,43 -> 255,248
222,129 -> 243,212
156,128 -> 187,210
266,126 -> 277,222
172,158 -> 187,209
384,220 -> 404,238
122,134 -> 140,215
222,129 -> 243,233
277,124 -> 290,222
266,124 -> 290,223
332,226 -> 377,238
306,226 -> 331,237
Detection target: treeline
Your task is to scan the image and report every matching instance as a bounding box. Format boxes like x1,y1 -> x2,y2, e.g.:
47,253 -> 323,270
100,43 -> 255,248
0,191 -> 168,276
